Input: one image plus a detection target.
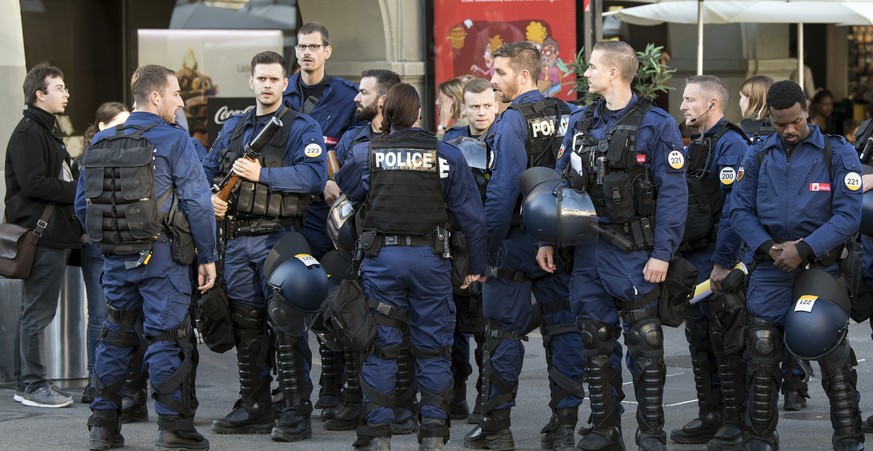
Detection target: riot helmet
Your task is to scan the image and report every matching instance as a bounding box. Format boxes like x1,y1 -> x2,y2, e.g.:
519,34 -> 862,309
519,167 -> 598,247
785,267 -> 851,360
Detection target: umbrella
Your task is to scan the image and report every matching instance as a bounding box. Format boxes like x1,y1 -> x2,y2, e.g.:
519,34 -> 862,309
170,2 -> 292,30
604,0 -> 873,84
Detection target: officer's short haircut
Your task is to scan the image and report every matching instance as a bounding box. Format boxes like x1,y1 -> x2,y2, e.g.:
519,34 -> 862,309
381,83 -> 420,134
361,69 -> 401,97
299,22 -> 330,45
462,78 -> 493,99
131,65 -> 176,108
767,80 -> 807,111
685,75 -> 729,106
23,62 -> 64,107
493,42 -> 542,81
592,41 -> 639,83
250,51 -> 286,75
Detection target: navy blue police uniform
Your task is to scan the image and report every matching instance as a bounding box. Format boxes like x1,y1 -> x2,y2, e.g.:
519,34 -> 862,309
671,118 -> 749,444
75,111 -> 218,438
471,89 -> 585,449
283,74 -> 360,419
202,106 -> 326,439
442,123 -> 489,422
336,127 -> 487,446
556,94 -> 687,449
730,125 -> 863,448
283,73 -> 360,258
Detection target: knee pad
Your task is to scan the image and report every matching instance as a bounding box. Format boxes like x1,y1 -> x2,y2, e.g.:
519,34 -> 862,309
229,302 -> 266,330
625,317 -> 664,360
147,315 -> 196,417
684,315 -> 710,352
268,294 -> 306,336
102,305 -> 142,348
578,318 -> 619,357
745,317 -> 782,365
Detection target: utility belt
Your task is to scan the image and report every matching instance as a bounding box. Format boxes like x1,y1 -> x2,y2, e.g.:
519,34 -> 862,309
601,217 -> 655,252
226,218 -> 293,239
381,234 -> 432,247
358,227 -> 451,259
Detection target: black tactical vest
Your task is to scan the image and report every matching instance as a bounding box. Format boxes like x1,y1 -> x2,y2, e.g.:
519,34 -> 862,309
509,97 -> 572,170
362,129 -> 447,236
567,99 -> 655,249
219,108 -> 310,219
739,118 -> 774,144
82,123 -> 163,255
682,121 -> 749,248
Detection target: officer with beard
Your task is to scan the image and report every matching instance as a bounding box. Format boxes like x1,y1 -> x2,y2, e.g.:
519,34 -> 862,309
323,69 -> 404,434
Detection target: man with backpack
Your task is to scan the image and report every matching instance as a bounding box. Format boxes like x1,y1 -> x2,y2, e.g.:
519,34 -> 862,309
77,64 -> 218,450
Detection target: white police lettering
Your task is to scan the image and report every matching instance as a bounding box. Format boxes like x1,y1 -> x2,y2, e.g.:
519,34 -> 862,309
372,148 -> 438,172
214,105 -> 255,124
530,116 -> 557,138
439,157 -> 449,179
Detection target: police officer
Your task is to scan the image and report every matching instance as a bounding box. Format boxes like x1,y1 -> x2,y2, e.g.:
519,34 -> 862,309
323,69 -> 403,433
282,21 -> 360,419
465,41 -> 584,451
671,75 -> 750,447
442,77 -> 498,424
336,83 -> 487,451
77,64 -> 218,450
731,80 -> 863,450
203,51 -> 327,442
539,40 -> 687,451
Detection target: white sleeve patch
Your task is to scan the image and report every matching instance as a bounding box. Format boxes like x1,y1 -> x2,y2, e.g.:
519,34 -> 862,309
304,143 -> 323,158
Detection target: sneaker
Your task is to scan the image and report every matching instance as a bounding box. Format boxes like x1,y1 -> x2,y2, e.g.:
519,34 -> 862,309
13,390 -> 24,403
21,384 -> 73,408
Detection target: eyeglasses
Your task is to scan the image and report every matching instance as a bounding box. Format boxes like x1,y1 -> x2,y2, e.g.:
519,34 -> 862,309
43,85 -> 69,94
295,43 -> 324,52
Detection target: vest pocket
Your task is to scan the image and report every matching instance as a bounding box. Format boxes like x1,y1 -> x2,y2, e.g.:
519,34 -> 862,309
601,173 -> 635,223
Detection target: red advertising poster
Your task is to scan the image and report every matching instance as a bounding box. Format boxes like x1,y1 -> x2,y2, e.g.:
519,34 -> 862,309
433,0 -> 577,101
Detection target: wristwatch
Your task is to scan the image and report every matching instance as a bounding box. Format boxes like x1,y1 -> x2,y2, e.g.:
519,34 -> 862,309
437,124 -> 447,131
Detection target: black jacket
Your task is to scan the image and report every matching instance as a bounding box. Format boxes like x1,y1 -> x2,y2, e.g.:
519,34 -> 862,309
4,106 -> 81,249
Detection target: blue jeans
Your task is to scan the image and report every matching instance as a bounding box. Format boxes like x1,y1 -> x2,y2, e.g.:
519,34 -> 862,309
14,246 -> 71,391
81,242 -> 106,374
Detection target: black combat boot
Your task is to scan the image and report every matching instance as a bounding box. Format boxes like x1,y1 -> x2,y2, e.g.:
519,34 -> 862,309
464,408 -> 515,450
211,305 -> 274,434
155,415 -> 209,451
671,316 -> 723,444
448,373 -> 470,420
315,340 -> 343,421
271,333 -> 313,442
88,410 -> 124,451
325,349 -> 364,431
541,408 -> 578,450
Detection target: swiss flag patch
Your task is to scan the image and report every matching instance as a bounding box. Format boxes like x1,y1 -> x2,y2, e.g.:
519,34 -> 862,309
636,154 -> 647,164
809,182 -> 831,192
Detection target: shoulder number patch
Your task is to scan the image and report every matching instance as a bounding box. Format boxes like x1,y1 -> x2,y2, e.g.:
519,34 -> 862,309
719,167 -> 736,185
845,172 -> 862,191
304,143 -> 323,158
668,150 -> 685,170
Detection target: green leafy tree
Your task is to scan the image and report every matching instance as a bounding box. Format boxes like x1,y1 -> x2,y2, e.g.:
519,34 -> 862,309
572,43 -> 676,105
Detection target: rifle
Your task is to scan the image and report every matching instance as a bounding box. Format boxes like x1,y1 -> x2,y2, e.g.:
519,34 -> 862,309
211,116 -> 283,220
327,150 -> 341,181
